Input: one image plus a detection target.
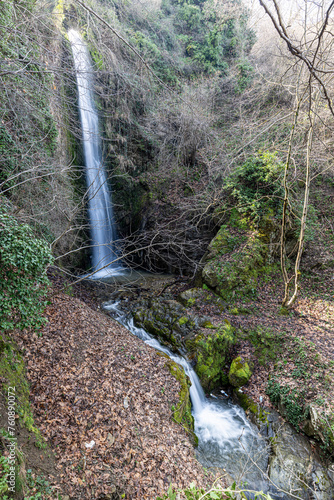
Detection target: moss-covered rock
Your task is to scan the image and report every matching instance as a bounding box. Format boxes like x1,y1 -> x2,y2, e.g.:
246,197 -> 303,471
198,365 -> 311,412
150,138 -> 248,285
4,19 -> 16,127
228,356 -> 252,387
186,320 -> 236,391
233,388 -> 269,425
132,298 -> 215,352
133,299 -> 192,350
201,226 -> 267,300
177,287 -> 225,313
160,354 -> 198,445
177,288 -> 203,308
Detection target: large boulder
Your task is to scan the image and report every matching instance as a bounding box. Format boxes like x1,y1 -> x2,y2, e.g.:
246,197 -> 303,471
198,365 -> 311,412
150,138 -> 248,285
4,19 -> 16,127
132,296 -> 235,391
201,225 -> 267,300
186,320 -> 236,391
132,298 -> 214,352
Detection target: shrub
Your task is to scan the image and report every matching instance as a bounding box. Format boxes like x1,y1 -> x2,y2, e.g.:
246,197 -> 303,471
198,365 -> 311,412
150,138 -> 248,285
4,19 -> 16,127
0,209 -> 53,331
224,151 -> 284,224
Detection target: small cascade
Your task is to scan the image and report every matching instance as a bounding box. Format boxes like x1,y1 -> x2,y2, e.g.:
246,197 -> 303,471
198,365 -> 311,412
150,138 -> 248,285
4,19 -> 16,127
104,302 -> 273,498
68,30 -> 122,278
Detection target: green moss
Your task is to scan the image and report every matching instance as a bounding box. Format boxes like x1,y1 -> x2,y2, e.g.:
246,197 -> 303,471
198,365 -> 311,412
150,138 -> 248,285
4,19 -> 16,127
0,336 -> 45,448
188,321 -> 236,391
202,321 -> 216,329
233,389 -> 269,424
160,354 -> 198,446
228,356 -> 252,387
178,316 -> 189,326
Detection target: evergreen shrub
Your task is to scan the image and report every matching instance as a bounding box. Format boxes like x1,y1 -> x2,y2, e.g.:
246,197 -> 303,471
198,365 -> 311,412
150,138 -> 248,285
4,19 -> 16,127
0,209 -> 53,331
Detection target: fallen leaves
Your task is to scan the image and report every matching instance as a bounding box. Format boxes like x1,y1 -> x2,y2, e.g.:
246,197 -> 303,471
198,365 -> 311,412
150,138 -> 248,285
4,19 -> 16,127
13,293 -> 210,499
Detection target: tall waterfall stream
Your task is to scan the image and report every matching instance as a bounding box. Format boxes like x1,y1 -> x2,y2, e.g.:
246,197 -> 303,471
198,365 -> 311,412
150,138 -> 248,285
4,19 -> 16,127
68,29 -> 123,278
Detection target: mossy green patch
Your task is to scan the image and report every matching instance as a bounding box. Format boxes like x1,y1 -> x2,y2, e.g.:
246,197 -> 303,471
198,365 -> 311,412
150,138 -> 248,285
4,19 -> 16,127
244,326 -> 285,366
202,321 -> 216,329
178,316 -> 189,326
228,356 -> 252,387
187,320 -> 236,391
178,288 -> 225,314
233,389 -> 269,424
0,336 -> 45,448
202,227 -> 267,301
160,353 -> 198,446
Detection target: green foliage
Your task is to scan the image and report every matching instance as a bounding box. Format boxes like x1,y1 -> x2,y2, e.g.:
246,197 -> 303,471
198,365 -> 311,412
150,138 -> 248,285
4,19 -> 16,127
0,454 -> 9,496
236,58 -> 254,92
0,209 -> 53,331
152,0 -> 256,77
247,327 -> 285,366
131,31 -> 179,84
157,481 -> 274,499
224,151 -> 284,224
266,378 -> 307,429
0,341 -> 45,445
25,468 -> 60,499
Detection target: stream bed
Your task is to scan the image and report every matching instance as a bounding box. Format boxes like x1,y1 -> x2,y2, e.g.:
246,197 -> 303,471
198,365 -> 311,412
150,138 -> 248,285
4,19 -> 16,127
103,300 -> 278,499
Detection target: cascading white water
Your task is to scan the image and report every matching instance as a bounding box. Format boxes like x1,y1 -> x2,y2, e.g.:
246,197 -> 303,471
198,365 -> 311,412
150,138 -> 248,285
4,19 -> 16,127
103,301 -> 276,498
68,30 -> 122,278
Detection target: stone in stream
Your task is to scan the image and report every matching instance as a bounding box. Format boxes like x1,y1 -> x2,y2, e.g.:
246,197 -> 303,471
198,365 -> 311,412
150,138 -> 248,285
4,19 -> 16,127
132,296 -> 236,392
132,298 -> 213,351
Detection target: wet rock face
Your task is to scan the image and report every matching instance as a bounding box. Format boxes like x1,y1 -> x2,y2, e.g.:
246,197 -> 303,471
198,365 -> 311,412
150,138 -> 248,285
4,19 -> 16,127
268,419 -> 334,500
233,393 -> 334,500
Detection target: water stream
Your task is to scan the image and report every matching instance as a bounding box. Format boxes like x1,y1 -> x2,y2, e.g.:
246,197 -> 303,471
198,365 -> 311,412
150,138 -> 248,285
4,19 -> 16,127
68,30 -> 123,278
103,302 -> 275,498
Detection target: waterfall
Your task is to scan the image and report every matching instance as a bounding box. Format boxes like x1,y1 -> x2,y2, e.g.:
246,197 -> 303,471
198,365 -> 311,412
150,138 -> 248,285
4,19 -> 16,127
68,30 -> 122,278
103,301 -> 273,498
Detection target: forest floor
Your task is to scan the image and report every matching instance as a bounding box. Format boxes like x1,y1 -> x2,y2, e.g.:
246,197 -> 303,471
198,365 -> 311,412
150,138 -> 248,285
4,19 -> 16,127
6,283 -> 215,500
1,261 -> 333,499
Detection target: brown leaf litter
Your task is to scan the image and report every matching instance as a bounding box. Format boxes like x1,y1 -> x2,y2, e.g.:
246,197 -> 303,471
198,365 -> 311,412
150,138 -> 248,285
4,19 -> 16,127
13,293 -> 212,499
